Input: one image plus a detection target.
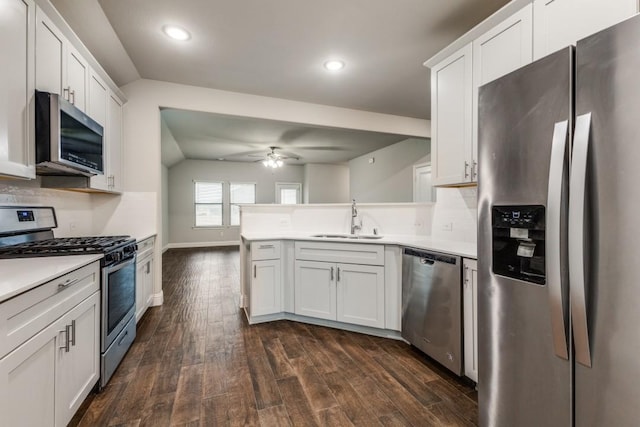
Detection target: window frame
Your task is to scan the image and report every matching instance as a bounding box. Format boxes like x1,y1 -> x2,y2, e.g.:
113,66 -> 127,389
193,180 -> 224,228
229,182 -> 256,226
275,182 -> 302,205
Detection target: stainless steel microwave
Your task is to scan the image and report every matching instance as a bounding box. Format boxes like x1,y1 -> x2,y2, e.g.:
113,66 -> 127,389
35,90 -> 104,177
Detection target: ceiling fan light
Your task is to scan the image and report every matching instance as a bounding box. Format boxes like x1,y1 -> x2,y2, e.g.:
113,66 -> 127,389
276,159 -> 283,167
262,160 -> 269,167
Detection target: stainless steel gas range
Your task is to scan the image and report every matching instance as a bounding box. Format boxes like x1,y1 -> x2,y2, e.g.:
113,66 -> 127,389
0,206 -> 137,389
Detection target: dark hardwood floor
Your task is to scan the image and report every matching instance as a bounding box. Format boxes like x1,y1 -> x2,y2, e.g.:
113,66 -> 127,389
71,247 -> 477,426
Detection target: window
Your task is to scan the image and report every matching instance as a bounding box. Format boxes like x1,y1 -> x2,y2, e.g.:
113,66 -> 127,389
276,183 -> 302,204
230,183 -> 256,226
194,181 -> 223,227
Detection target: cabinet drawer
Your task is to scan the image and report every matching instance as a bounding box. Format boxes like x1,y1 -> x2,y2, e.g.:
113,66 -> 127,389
251,241 -> 281,261
137,236 -> 155,259
0,261 -> 100,359
295,241 -> 384,266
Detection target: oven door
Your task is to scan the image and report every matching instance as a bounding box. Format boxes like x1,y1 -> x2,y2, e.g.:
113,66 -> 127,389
102,255 -> 136,351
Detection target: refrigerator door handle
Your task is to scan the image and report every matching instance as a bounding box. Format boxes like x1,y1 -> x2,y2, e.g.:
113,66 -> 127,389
547,120 -> 570,360
569,112 -> 592,368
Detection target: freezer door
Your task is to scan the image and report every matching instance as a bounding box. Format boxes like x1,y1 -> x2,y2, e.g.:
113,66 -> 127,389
574,14 -> 640,426
477,47 -> 573,427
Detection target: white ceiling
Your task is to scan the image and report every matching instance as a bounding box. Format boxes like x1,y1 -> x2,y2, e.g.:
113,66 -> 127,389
160,109 -> 416,167
54,0 -> 510,119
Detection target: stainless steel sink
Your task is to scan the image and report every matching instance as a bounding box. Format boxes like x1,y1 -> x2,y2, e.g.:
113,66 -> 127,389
311,234 -> 383,240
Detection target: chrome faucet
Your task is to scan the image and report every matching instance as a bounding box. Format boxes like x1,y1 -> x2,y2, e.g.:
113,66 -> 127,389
350,199 -> 362,235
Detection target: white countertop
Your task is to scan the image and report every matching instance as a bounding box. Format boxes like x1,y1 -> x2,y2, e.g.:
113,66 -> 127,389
136,233 -> 157,243
0,254 -> 103,303
241,232 -> 477,259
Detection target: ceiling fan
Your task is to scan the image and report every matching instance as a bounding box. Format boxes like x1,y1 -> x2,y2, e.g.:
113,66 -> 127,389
250,146 -> 299,168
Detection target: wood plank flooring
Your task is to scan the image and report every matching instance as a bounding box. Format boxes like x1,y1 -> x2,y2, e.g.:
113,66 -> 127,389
71,247 -> 477,426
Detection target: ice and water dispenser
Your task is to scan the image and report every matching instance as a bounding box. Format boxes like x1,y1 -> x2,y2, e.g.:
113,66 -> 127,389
492,205 -> 546,285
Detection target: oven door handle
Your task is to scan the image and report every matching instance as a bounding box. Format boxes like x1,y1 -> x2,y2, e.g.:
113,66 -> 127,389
103,254 -> 136,274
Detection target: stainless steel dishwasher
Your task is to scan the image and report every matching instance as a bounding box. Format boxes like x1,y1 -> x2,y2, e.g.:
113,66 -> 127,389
402,247 -> 462,375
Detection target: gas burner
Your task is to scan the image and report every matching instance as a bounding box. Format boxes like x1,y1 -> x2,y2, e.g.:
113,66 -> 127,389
0,235 -> 135,259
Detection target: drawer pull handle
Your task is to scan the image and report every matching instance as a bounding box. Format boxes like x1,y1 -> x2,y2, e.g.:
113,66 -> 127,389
254,265 -> 257,278
58,277 -> 81,290
117,330 -> 129,346
259,245 -> 274,249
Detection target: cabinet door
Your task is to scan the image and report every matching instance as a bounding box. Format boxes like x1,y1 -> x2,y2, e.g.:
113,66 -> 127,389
35,7 -> 64,97
0,0 -> 35,180
431,43 -> 473,186
0,313 -> 59,427
135,257 -> 146,322
463,259 -> 478,382
65,45 -> 88,112
56,292 -> 100,427
144,255 -> 154,309
251,260 -> 282,317
88,72 -> 109,191
533,0 -> 637,60
294,260 -> 336,321
107,93 -> 123,193
472,4 -> 533,181
336,263 -> 385,328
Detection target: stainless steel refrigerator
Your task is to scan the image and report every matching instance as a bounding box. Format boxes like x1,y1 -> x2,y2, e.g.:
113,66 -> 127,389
478,14 -> 640,427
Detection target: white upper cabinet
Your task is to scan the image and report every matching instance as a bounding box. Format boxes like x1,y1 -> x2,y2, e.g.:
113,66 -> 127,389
88,72 -> 108,191
472,4 -> 533,175
0,0 -> 35,180
533,0 -> 638,60
431,43 -> 473,186
34,6 -> 63,97
107,93 -> 123,193
35,8 -> 87,112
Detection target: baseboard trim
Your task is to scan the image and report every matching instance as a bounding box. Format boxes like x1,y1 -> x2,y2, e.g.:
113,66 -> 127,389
162,244 -> 170,253
151,291 -> 164,306
167,241 -> 240,249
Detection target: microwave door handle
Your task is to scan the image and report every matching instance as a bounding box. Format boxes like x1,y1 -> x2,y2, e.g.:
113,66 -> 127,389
569,113 -> 593,368
547,120 -> 570,360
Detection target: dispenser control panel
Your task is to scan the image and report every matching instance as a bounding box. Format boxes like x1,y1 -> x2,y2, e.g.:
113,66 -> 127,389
492,206 -> 545,230
491,205 -> 546,285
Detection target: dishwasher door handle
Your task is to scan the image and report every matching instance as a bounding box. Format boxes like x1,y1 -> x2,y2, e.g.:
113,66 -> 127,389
420,258 -> 435,265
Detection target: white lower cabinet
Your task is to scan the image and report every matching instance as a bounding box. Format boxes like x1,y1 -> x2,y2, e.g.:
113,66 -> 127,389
250,260 -> 282,317
0,290 -> 100,427
337,263 -> 385,328
463,258 -> 478,382
294,260 -> 336,320
294,259 -> 385,328
55,291 -> 100,426
136,236 -> 155,322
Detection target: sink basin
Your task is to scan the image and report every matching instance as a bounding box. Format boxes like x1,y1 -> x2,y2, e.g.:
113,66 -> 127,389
311,234 -> 384,240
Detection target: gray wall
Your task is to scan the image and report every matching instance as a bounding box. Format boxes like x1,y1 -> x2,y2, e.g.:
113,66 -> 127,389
349,138 -> 430,202
168,159 -> 304,244
303,163 -> 350,203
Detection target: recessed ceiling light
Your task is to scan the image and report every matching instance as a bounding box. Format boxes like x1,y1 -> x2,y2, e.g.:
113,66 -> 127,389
324,60 -> 345,71
162,25 -> 191,41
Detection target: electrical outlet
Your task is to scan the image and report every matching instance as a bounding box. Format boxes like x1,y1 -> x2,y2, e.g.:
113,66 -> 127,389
69,221 -> 77,232
220,230 -> 224,236
441,222 -> 453,232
